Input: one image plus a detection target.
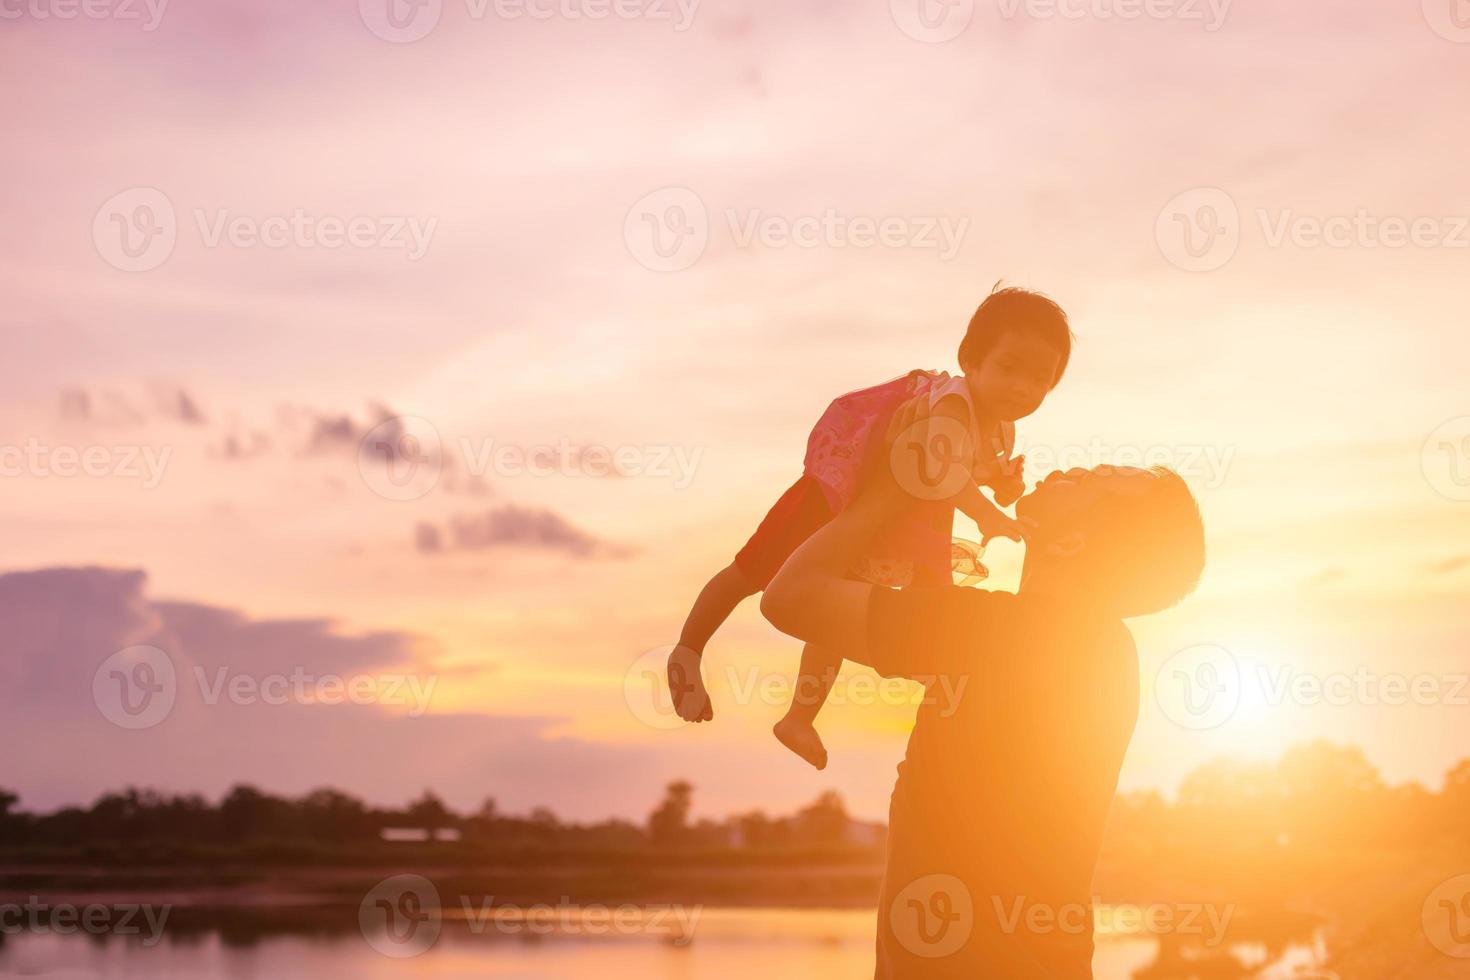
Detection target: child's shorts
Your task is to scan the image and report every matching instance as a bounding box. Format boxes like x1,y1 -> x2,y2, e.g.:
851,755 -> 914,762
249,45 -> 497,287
733,475 -> 834,589
732,475 -> 956,590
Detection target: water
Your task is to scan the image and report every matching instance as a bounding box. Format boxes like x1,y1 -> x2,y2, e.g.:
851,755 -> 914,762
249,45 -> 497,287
0,908 -> 1327,979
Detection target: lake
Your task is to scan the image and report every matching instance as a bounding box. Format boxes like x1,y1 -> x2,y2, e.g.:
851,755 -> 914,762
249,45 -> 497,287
0,906 -> 1333,979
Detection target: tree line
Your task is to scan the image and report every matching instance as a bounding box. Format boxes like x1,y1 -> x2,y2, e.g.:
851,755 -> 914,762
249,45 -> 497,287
2,741 -> 1466,860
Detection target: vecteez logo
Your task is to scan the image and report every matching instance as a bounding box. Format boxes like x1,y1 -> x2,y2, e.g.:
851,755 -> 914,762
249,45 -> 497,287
359,0 -> 443,42
92,645 -> 178,730
624,646 -> 687,731
1423,0 -> 1470,43
623,187 -> 971,272
890,0 -> 975,43
624,188 -> 709,273
358,416 -> 444,501
93,188 -> 178,273
0,0 -> 170,30
360,875 -> 443,958
888,413 -> 975,502
1154,644 -> 1241,730
1423,417 -> 1470,502
359,0 -> 700,42
1156,188 -> 1240,273
1423,874 -> 1470,957
890,874 -> 974,958
92,188 -> 438,272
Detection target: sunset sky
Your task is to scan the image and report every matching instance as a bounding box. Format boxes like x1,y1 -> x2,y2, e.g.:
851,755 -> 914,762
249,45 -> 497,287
2,0 -> 1467,824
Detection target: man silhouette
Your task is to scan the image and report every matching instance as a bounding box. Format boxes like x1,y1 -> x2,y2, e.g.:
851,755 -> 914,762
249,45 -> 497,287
761,397 -> 1206,978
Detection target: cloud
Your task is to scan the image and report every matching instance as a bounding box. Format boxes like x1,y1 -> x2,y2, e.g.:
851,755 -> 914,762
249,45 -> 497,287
414,522 -> 443,554
1425,555 -> 1470,577
0,564 -> 860,825
0,565 -> 643,816
211,427 -> 272,460
286,402 -> 394,456
208,400 -> 466,484
151,384 -> 207,425
57,384 -> 206,426
60,391 -> 386,456
1302,567 -> 1346,589
55,388 -> 145,426
0,567 -> 159,702
58,388 -> 91,422
281,402 -> 458,482
153,600 -> 427,677
416,505 -> 633,559
0,566 -> 425,708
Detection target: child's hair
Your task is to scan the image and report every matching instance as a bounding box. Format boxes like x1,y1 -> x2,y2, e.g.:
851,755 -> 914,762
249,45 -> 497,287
957,283 -> 1074,387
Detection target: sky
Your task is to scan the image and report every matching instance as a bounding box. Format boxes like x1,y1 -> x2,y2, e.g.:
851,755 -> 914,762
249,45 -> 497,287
1,0 -> 1468,824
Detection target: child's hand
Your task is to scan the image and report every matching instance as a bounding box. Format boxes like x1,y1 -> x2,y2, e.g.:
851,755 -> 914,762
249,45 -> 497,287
975,506 -> 1028,547
667,645 -> 713,723
987,454 -> 1026,508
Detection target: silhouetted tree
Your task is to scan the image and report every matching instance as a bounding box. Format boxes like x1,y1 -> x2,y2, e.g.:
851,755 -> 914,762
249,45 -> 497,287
794,791 -> 849,845
648,781 -> 693,845
405,791 -> 454,835
299,788 -> 372,840
0,789 -> 23,842
1278,741 -> 1384,847
219,785 -> 292,841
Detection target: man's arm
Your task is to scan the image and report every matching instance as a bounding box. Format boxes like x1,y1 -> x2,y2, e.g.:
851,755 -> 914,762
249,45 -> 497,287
759,469 -> 902,659
761,394 -> 955,659
761,474 -> 1011,682
763,395 -> 1016,681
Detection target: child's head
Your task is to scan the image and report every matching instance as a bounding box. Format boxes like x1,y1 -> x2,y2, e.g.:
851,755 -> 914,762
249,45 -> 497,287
959,284 -> 1073,422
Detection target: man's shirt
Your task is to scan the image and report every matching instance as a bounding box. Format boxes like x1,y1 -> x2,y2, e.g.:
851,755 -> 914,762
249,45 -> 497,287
864,586 -> 1139,979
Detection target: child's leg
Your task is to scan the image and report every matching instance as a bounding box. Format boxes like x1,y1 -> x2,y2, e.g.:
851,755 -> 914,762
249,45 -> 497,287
673,477 -> 833,724
787,642 -> 842,726
773,642 -> 841,771
668,563 -> 760,722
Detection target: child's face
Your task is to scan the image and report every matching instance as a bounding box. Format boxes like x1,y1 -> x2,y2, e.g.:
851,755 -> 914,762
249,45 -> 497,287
964,330 -> 1062,421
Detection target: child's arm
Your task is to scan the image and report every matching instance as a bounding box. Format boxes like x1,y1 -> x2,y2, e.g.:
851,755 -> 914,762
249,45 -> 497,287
677,563 -> 759,656
927,395 -> 1026,545
668,563 -> 760,723
954,483 -> 1026,545
980,421 -> 1025,507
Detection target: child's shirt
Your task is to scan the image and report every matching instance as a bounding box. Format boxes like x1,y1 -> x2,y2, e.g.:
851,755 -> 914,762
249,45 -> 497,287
804,370 -> 1013,513
800,370 -> 1018,589
923,373 -> 1016,487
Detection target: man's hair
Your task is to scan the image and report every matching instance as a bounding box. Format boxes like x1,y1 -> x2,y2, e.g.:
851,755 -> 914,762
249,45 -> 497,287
957,283 -> 1074,386
1087,467 -> 1206,619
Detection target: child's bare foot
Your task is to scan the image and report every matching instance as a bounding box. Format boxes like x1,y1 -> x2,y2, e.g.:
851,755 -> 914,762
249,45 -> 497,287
667,645 -> 712,722
773,715 -> 828,770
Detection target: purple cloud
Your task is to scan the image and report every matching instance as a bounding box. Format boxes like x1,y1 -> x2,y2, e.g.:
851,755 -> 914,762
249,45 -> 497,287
0,566 -> 636,817
417,505 -> 632,559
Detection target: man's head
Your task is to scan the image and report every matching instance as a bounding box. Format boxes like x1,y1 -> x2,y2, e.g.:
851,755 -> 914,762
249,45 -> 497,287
1016,466 -> 1205,619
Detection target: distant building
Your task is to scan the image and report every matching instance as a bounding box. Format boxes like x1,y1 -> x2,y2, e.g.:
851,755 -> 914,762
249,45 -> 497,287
380,827 -> 463,843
